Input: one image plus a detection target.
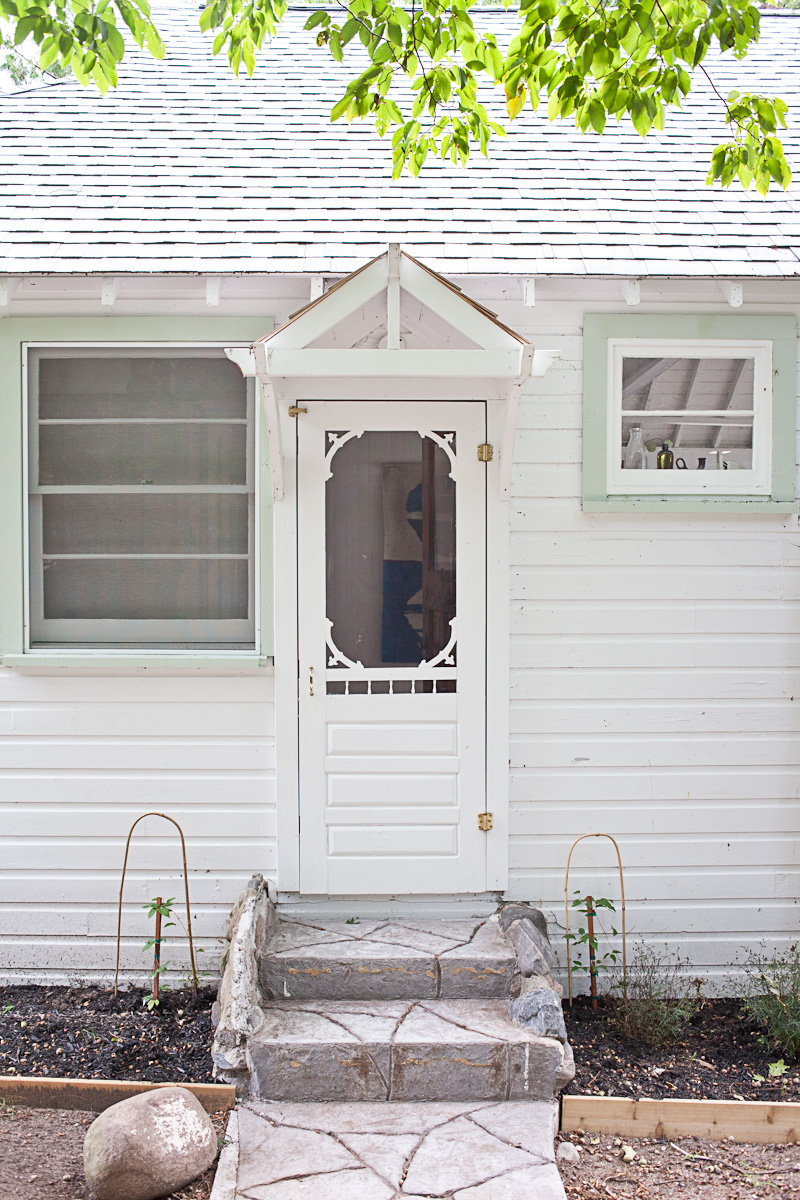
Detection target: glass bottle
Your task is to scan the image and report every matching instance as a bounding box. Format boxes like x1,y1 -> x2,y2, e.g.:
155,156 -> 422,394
624,425 -> 647,469
656,442 -> 674,469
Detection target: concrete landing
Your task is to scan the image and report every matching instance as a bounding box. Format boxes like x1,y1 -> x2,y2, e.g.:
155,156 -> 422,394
227,1100 -> 567,1200
247,998 -> 574,1102
260,917 -> 516,1001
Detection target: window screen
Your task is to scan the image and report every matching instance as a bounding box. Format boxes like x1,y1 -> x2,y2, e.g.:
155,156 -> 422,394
27,349 -> 256,649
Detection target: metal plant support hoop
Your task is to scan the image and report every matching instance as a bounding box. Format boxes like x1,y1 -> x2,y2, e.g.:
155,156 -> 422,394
114,812 -> 199,998
564,832 -> 627,1007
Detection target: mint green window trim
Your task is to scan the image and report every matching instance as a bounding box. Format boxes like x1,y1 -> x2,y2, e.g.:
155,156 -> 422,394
0,316 -> 274,665
582,313 -> 798,513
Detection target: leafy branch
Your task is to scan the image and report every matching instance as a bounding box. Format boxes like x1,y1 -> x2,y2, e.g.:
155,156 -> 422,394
3,0 -> 791,193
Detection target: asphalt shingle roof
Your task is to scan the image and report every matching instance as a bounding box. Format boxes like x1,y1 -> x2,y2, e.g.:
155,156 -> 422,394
1,6 -> 799,276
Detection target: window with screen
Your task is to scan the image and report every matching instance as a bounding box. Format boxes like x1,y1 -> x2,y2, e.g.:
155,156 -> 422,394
27,348 -> 256,649
607,339 -> 773,496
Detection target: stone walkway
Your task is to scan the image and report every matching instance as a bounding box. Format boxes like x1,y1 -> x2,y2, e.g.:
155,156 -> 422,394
212,1100 -> 566,1200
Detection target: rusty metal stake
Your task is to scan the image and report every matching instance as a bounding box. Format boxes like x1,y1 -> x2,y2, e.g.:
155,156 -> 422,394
152,897 -> 162,1005
586,895 -> 598,1010
114,813 -> 198,999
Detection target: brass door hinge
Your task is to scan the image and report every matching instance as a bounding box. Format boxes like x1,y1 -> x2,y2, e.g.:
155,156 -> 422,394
477,812 -> 493,832
288,406 -> 308,417
477,443 -> 493,462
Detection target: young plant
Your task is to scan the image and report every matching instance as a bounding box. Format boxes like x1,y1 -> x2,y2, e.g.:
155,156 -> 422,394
565,891 -> 621,1005
142,896 -> 175,1011
611,940 -> 697,1047
738,943 -> 800,1059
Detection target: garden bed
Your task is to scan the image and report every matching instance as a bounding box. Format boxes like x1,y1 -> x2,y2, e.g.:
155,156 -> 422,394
564,995 -> 800,1103
0,985 -> 216,1083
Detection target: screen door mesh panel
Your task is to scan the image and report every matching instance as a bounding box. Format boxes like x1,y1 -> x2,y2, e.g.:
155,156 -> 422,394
29,351 -> 256,649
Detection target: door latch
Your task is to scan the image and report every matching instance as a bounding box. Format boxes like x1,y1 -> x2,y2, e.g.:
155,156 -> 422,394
477,812 -> 493,831
288,406 -> 308,417
477,443 -> 493,462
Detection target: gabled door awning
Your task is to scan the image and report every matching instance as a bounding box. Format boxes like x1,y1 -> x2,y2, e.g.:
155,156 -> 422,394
226,245 -> 559,501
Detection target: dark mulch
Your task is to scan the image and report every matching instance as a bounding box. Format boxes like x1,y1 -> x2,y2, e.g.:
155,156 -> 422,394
0,986 -> 215,1083
0,1104 -> 228,1200
564,995 -> 800,1102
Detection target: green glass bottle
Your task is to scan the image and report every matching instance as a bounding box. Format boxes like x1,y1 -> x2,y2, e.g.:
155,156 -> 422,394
656,442 -> 674,469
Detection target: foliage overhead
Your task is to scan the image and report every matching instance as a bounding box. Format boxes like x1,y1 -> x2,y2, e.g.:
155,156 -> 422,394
0,0 -> 792,195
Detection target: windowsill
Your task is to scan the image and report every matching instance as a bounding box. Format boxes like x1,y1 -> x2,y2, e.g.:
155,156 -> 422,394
583,497 -> 797,513
0,653 -> 274,675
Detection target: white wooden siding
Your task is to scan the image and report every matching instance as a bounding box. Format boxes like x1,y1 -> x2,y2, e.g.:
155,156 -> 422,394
0,673 -> 275,983
504,300 -> 800,990
1,283 -> 798,993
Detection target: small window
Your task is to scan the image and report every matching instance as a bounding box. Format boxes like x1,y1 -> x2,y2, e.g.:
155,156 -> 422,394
582,315 -> 797,512
27,348 -> 256,649
609,340 -> 772,495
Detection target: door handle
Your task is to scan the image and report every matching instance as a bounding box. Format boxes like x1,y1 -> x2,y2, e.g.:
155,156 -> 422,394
309,666 -> 314,696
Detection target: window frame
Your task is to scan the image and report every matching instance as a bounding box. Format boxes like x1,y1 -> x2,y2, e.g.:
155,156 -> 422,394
25,343 -> 259,652
608,338 -> 772,496
583,313 -> 798,513
0,318 -> 274,669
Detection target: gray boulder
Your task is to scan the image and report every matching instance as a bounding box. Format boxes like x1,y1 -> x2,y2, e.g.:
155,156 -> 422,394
510,988 -> 568,1043
498,905 -> 549,940
505,917 -> 556,977
83,1087 -> 217,1200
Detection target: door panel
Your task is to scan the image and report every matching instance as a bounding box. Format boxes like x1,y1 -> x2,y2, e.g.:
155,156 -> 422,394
297,401 -> 486,894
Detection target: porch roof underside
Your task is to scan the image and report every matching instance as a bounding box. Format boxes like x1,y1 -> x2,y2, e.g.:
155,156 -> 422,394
0,8 -> 799,278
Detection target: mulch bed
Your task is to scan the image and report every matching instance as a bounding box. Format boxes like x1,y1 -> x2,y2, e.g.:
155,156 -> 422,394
0,1104 -> 228,1200
0,986 -> 215,1083
564,995 -> 800,1102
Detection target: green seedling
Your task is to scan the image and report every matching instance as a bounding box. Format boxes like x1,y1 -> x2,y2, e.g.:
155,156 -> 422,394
566,891 -> 621,982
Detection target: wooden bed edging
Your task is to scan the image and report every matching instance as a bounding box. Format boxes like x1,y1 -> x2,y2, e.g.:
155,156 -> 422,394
562,1094 -> 800,1144
0,1076 -> 235,1114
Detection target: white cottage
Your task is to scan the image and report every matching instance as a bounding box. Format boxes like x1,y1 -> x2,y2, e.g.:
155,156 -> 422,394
0,7 -> 798,989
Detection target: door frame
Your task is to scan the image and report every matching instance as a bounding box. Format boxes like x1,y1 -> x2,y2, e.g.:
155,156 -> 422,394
273,376 -> 510,896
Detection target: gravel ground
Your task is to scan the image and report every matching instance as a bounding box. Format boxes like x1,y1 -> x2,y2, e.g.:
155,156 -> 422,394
0,1103 -> 229,1200
556,1129 -> 800,1199
564,996 -> 800,1103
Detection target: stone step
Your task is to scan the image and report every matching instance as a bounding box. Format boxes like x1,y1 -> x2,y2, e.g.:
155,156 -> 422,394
259,916 -> 517,1001
247,998 -> 574,1103
234,1099 -> 566,1200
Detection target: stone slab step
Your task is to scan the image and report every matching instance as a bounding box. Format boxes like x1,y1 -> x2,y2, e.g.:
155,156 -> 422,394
247,999 -> 574,1103
234,1099 -> 566,1200
259,917 -> 517,1001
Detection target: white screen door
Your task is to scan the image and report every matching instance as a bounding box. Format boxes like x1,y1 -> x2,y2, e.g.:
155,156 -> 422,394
297,401 -> 488,894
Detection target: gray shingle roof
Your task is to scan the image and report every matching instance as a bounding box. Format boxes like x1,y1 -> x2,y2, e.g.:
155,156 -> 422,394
1,6 -> 799,276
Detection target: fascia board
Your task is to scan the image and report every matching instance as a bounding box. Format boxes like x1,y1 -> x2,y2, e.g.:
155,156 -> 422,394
264,347 -> 525,378
264,257 -> 388,349
399,254 -> 527,350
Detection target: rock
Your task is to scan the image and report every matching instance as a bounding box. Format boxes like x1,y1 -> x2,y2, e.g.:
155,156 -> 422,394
555,1039 -> 576,1092
556,1141 -> 580,1164
505,918 -> 556,977
621,1145 -> 637,1163
213,874 -> 276,1088
510,988 -> 568,1042
519,974 -> 563,1000
498,905 -> 549,941
83,1087 -> 217,1200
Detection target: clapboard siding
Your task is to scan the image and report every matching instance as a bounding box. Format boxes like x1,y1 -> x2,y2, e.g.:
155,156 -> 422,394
0,672 -> 276,983
505,302 -> 800,989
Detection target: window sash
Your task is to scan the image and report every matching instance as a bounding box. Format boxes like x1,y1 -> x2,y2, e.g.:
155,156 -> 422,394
606,339 -> 773,495
26,347 -> 257,650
